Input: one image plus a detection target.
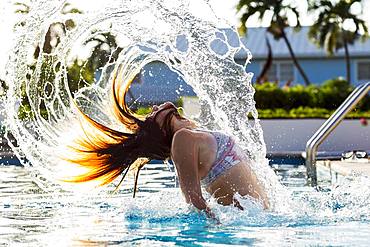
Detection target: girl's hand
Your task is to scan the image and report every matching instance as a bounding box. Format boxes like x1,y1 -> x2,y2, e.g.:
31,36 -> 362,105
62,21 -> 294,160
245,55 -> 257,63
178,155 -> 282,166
205,206 -> 220,224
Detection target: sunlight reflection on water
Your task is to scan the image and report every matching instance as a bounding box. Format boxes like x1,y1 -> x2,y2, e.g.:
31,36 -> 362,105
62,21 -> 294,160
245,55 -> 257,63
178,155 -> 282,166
1,164 -> 369,246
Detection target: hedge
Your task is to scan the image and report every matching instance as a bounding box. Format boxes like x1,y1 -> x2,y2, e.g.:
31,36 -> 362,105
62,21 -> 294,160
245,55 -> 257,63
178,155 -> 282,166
257,107 -> 370,119
254,78 -> 370,111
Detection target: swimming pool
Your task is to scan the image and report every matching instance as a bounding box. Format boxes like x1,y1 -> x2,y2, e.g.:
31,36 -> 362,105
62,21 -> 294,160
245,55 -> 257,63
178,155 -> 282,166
0,162 -> 369,246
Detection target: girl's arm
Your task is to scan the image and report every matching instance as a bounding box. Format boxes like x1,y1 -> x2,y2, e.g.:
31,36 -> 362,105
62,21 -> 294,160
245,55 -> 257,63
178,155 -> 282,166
171,129 -> 215,218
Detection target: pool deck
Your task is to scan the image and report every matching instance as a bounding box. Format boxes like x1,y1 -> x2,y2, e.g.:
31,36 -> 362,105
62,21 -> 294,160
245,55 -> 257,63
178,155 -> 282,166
317,159 -> 370,177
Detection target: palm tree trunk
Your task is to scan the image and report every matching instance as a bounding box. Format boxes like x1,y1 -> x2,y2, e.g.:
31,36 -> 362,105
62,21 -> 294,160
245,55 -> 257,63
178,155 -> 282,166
281,29 -> 311,86
42,28 -> 53,54
257,36 -> 273,84
343,39 -> 351,84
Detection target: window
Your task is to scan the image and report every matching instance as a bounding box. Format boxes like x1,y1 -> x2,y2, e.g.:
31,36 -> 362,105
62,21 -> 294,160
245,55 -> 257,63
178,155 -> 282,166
280,63 -> 294,82
263,62 -> 294,83
357,61 -> 370,81
266,64 -> 278,81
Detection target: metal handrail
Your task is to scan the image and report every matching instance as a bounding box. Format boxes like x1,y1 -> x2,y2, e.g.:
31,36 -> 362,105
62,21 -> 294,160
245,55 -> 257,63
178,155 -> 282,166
305,82 -> 370,186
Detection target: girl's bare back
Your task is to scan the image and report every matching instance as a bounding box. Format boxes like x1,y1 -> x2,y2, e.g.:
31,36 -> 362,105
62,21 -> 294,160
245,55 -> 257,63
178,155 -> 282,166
171,128 -> 269,210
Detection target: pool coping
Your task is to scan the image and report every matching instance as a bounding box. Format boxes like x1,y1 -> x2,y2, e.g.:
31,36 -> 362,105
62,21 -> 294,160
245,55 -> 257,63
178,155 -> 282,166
317,160 -> 370,176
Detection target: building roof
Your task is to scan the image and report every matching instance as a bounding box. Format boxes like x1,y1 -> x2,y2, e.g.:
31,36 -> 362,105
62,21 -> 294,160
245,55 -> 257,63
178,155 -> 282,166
240,26 -> 370,59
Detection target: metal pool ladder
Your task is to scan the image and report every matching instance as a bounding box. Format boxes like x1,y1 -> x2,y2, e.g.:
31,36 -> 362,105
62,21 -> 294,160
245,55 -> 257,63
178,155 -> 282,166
305,82 -> 370,186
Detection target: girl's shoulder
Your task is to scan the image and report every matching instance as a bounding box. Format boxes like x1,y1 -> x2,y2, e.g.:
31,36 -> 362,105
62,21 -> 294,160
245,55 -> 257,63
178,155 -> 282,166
172,128 -> 215,148
172,128 -> 200,143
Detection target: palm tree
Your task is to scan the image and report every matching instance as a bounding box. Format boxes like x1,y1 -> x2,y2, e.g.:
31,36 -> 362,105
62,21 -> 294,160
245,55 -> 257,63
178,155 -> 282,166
0,79 -> 7,96
256,36 -> 273,84
82,31 -> 122,76
14,2 -> 83,119
237,0 -> 311,85
67,31 -> 124,91
15,2 -> 82,55
308,0 -> 368,84
81,32 -> 139,103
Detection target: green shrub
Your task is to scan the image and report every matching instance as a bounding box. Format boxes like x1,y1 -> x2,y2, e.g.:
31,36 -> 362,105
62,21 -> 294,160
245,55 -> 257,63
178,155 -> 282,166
289,107 -> 331,118
283,85 -> 312,109
175,97 -> 184,107
257,108 -> 288,118
254,83 -> 287,109
0,125 -> 5,135
254,78 -> 369,111
317,78 -> 352,109
360,96 -> 370,111
257,107 -> 370,119
321,78 -> 352,91
136,107 -> 152,115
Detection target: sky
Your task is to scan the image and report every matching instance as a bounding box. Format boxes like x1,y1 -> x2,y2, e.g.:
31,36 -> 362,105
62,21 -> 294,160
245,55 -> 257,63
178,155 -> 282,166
1,0 -> 370,78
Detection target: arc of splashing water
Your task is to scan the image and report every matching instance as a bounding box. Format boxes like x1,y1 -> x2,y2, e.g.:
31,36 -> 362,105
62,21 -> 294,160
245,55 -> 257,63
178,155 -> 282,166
2,0 -> 286,206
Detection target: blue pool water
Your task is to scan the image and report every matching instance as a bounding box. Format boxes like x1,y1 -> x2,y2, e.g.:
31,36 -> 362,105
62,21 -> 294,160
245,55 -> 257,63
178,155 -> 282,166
0,162 -> 369,246
1,0 -> 368,244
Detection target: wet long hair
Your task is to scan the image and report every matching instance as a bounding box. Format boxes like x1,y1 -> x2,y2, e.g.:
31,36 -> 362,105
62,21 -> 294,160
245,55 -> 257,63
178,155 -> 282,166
63,66 -> 182,196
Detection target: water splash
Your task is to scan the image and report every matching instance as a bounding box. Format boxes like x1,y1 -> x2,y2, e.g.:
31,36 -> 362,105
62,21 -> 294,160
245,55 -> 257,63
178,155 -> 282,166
0,0 -> 330,213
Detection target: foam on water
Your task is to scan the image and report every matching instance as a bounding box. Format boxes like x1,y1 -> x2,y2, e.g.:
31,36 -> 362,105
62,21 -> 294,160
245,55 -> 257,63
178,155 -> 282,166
1,0 -> 369,224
